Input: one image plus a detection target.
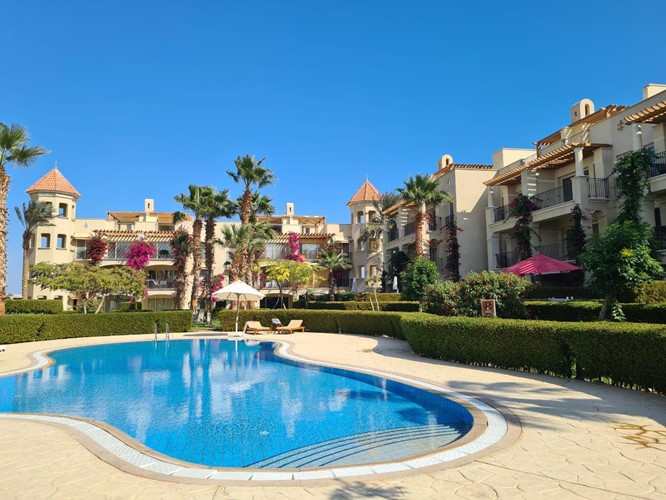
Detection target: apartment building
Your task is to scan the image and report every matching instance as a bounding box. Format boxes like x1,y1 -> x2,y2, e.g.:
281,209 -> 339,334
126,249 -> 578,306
485,83 -> 666,272
383,155 -> 494,279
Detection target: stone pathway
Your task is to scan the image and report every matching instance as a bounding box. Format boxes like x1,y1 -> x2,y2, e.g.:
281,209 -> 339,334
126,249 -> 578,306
0,331 -> 664,499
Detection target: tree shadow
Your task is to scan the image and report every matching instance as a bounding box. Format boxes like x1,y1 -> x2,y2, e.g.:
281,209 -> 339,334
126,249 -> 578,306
365,336 -> 666,429
329,481 -> 405,500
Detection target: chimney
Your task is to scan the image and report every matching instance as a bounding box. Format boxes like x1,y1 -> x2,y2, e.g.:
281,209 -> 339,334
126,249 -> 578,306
570,99 -> 594,123
145,198 -> 154,214
286,202 -> 294,215
643,83 -> 666,100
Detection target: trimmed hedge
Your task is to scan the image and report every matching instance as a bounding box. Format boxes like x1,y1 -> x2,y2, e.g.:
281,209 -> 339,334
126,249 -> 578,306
306,292 -> 403,303
0,311 -> 192,344
216,310 -> 404,339
7,299 -> 62,314
525,286 -> 599,300
296,301 -> 419,312
526,301 -> 666,324
401,313 -> 666,393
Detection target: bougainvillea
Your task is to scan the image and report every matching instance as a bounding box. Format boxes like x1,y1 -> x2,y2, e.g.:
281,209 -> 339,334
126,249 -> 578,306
509,195 -> 539,260
86,234 -> 108,266
199,274 -> 225,302
125,240 -> 157,270
283,232 -> 304,262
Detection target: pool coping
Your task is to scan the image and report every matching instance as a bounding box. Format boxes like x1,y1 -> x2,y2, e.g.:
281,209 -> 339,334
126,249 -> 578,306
0,334 -> 521,485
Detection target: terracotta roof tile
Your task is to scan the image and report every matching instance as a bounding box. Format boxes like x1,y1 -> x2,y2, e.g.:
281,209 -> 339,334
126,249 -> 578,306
26,168 -> 81,198
347,180 -> 381,206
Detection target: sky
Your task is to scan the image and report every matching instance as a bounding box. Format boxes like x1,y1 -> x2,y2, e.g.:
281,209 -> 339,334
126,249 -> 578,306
2,0 -> 666,293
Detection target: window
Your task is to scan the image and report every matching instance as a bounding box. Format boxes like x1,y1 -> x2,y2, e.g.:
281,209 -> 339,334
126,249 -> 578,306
56,234 -> 66,249
76,240 -> 87,260
357,211 -> 365,224
655,208 -> 662,228
301,226 -> 312,234
40,233 -> 51,248
584,104 -> 590,116
359,266 -> 366,279
592,223 -> 600,235
300,243 -> 320,260
58,203 -> 68,218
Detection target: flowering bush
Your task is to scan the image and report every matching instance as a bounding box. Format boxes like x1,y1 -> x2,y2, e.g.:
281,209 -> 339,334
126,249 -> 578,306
422,281 -> 459,316
457,271 -> 532,318
283,232 -> 304,262
86,235 -> 107,265
400,258 -> 440,301
125,240 -> 157,270
199,274 -> 225,302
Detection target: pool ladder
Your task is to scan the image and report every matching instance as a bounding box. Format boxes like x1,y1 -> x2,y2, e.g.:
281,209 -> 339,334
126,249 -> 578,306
154,322 -> 170,342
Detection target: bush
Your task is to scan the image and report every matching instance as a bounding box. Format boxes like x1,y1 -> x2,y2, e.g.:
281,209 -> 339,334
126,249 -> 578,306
6,299 -> 62,314
117,302 -> 143,312
216,310 -> 405,339
525,301 -> 666,324
635,281 -> 666,304
294,301 -> 419,312
0,311 -> 192,344
401,313 -> 666,393
400,258 -> 440,301
422,281 -> 459,316
458,271 -> 531,318
525,286 -> 599,300
303,292 -> 403,303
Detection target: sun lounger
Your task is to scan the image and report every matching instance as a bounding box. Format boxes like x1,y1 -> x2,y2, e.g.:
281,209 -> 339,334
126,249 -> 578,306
275,319 -> 305,334
244,321 -> 271,334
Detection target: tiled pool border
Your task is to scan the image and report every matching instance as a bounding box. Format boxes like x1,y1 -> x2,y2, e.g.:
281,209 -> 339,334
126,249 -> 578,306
0,335 -> 519,483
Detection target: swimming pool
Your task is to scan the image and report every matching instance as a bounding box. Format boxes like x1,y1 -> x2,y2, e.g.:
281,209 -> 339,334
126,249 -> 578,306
0,339 -> 497,473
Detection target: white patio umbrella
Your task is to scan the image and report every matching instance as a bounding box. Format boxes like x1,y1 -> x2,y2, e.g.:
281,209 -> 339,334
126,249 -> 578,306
212,281 -> 265,333
392,275 -> 399,293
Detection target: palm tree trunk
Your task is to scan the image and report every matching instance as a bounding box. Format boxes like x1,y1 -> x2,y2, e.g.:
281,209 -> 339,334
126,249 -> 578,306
0,171 -> 10,316
328,270 -> 335,300
240,188 -> 252,225
21,241 -> 29,299
204,218 -> 215,316
190,218 -> 203,311
415,205 -> 426,258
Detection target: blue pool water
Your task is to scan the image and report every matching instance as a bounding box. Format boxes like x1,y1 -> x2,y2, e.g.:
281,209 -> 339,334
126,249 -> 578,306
0,340 -> 473,468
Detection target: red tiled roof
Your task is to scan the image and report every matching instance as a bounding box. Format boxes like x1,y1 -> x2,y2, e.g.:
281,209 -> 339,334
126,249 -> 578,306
347,180 -> 381,205
26,168 -> 81,198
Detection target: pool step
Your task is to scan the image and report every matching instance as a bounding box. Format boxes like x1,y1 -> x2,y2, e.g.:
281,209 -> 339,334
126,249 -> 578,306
250,423 -> 472,468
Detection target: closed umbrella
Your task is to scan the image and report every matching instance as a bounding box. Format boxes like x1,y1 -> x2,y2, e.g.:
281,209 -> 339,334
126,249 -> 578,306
212,281 -> 265,333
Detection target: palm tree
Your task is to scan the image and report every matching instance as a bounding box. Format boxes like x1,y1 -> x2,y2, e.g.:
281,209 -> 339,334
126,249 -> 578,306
218,225 -> 252,282
170,228 -> 192,309
227,155 -> 275,225
201,189 -> 235,315
397,174 -> 451,258
174,185 -> 214,311
0,123 -> 48,314
247,220 -> 276,287
317,245 -> 351,300
14,201 -> 54,298
360,190 -> 400,289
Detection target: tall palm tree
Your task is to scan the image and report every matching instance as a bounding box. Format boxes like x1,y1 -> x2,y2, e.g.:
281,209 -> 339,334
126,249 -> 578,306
360,190 -> 400,289
247,220 -> 276,287
397,174 -> 451,258
227,155 -> 275,225
201,189 -> 235,315
244,192 -> 275,224
169,228 -> 192,310
14,201 -> 54,298
317,246 -> 351,300
174,185 -> 214,311
0,123 -> 48,314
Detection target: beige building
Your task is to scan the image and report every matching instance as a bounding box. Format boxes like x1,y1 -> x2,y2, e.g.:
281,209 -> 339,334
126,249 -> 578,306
485,83 -> 666,273
383,155 -> 494,280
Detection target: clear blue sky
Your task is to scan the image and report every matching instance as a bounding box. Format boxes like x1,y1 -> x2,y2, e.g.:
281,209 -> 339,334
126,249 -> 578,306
2,0 -> 665,293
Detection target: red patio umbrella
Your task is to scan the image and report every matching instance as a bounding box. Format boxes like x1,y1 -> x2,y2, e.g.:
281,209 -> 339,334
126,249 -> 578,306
503,253 -> 582,276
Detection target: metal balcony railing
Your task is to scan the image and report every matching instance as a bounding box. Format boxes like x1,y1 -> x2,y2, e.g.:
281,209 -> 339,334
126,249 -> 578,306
493,204 -> 511,222
146,280 -> 175,289
387,227 -> 399,242
651,151 -> 666,178
444,214 -> 454,228
428,216 -> 441,231
532,185 -> 573,211
404,222 -> 415,236
496,250 -> 521,269
588,177 -> 611,199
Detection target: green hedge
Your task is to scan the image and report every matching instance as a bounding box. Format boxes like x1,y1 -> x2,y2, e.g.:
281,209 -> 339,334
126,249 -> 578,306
295,301 -> 419,312
6,299 -> 63,314
216,310 -> 404,339
306,292 -> 403,302
526,301 -> 666,324
401,313 -> 666,393
525,286 -> 599,300
0,311 -> 192,344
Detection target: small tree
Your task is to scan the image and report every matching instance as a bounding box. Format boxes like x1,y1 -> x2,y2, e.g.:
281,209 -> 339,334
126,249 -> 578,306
265,260 -> 313,308
86,234 -> 108,266
400,258 -> 440,301
365,274 -> 382,311
444,217 -> 461,282
458,270 -> 532,318
317,244 -> 350,300
388,250 -> 410,291
422,281 -> 459,316
566,205 -> 586,262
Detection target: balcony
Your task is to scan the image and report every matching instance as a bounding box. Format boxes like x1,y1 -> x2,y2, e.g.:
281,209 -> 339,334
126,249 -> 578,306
428,216 -> 441,231
146,279 -> 175,289
404,222 -> 415,237
535,240 -> 579,262
493,204 -> 511,222
588,177 -> 611,199
651,151 -> 666,178
496,250 -> 521,269
655,226 -> 666,250
444,214 -> 454,228
532,185 -> 573,211
387,227 -> 399,242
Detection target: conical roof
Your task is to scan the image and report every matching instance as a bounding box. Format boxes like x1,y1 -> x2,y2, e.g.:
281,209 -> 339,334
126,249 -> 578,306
26,167 -> 81,198
347,179 -> 380,206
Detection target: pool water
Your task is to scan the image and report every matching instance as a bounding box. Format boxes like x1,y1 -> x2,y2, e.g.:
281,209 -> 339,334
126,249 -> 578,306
0,340 -> 473,468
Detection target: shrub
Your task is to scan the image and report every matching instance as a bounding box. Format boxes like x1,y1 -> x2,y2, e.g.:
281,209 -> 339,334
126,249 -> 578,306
216,310 -> 404,339
6,299 -> 62,314
294,301 -> 419,312
0,311 -> 192,344
525,285 -> 599,300
635,281 -> 666,304
117,302 -> 142,312
400,258 -> 440,301
525,301 -> 666,324
401,313 -> 666,393
422,281 -> 459,316
458,271 -> 531,318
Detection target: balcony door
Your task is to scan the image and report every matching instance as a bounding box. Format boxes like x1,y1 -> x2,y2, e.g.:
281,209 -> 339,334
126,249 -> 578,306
562,177 -> 573,202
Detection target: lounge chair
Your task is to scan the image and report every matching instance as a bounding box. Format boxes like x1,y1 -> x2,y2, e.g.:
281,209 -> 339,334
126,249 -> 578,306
275,320 -> 305,334
244,321 -> 271,334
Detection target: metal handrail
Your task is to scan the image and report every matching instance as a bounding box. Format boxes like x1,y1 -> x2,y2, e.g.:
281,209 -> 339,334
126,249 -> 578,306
588,177 -> 611,199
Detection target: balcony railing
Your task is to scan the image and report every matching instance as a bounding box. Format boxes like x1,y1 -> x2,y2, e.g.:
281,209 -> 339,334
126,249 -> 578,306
655,226 -> 666,250
532,185 -> 573,211
493,203 -> 513,222
146,280 -> 175,289
651,151 -> 666,178
444,214 -> 454,228
387,227 -> 399,242
428,216 -> 441,231
404,222 -> 415,236
588,177 -> 611,199
496,250 -> 521,269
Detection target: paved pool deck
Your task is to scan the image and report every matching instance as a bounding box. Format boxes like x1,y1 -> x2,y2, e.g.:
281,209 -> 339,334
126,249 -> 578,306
0,331 -> 664,499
